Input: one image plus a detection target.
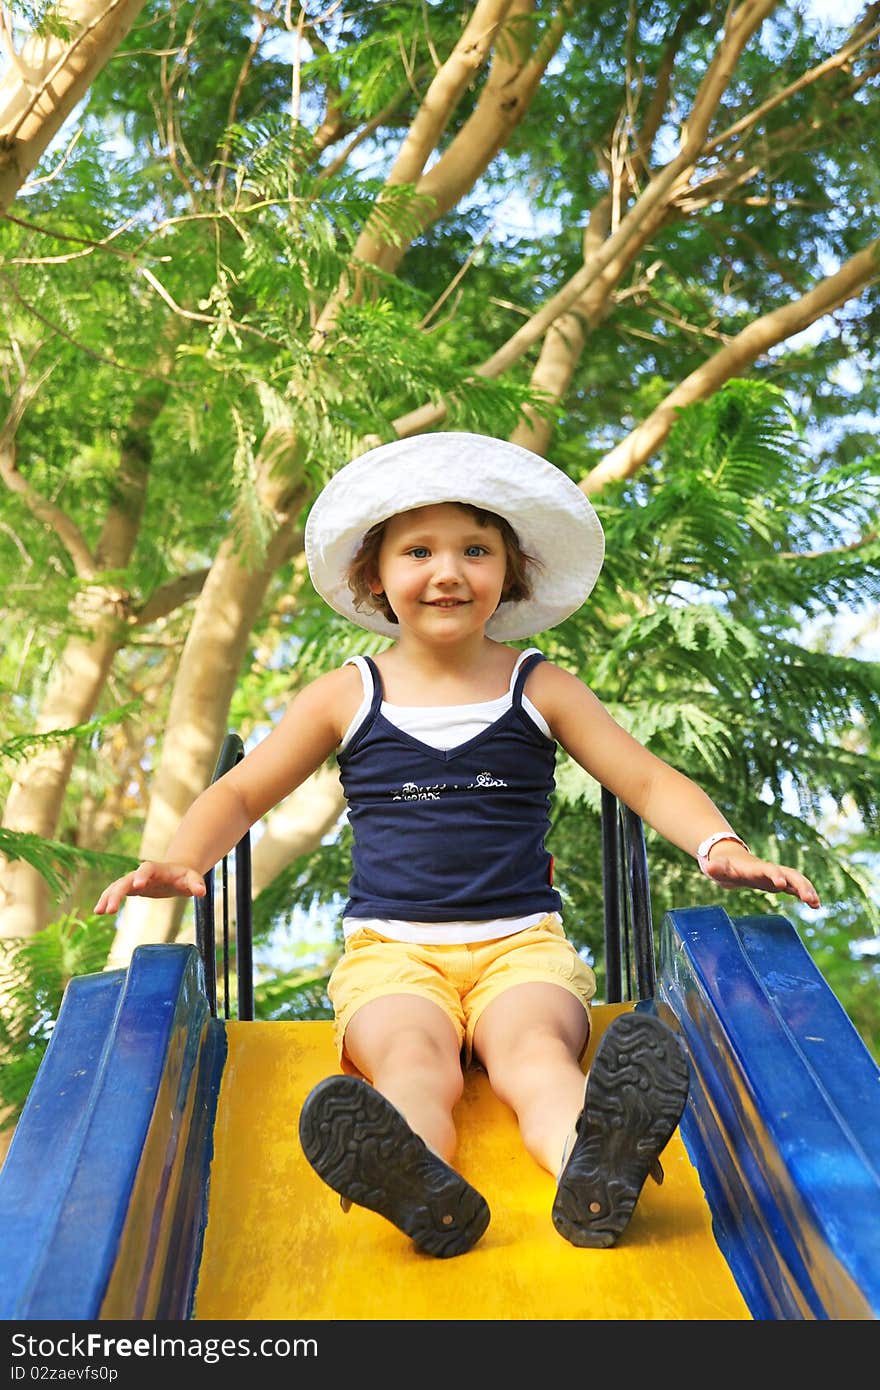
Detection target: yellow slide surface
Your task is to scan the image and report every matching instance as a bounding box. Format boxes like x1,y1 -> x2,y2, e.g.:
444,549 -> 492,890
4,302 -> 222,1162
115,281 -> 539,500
194,1004 -> 750,1321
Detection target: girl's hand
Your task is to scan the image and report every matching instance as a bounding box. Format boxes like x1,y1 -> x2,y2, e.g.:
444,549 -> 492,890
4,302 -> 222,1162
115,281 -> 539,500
703,844 -> 820,908
93,861 -> 207,915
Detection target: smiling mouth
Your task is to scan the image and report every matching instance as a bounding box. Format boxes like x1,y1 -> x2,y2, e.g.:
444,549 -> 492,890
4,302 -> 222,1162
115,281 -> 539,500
425,598 -> 468,607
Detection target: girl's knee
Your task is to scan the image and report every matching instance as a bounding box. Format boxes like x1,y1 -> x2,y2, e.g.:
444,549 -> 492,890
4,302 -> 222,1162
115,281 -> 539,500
385,1026 -> 464,1102
345,993 -> 462,1081
482,1026 -> 580,1103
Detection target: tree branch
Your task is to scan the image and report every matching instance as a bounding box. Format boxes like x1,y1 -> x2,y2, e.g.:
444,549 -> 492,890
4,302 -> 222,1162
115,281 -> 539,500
314,72 -> 429,182
310,0 -> 515,340
385,0 -> 573,268
778,530 -> 878,562
0,370 -> 98,579
137,265 -> 280,343
704,5 -> 880,159
511,3 -> 708,454
5,282 -> 184,383
369,0 -> 514,189
435,0 -> 779,385
214,12 -> 270,204
134,568 -> 211,626
0,0 -> 151,211
582,237 -> 880,492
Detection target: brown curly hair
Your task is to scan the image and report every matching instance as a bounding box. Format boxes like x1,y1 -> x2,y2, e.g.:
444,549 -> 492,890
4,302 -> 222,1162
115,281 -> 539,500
347,503 -> 541,626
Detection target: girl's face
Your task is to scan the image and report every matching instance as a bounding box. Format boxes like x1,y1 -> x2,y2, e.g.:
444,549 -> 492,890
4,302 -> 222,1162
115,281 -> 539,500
372,503 -> 509,642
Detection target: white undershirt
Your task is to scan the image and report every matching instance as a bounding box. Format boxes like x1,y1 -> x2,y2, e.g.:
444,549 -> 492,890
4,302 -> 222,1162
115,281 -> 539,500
339,647 -> 552,751
340,648 -> 560,944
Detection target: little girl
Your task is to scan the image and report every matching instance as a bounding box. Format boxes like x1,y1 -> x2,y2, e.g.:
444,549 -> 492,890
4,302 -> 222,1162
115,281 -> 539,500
95,432 -> 820,1260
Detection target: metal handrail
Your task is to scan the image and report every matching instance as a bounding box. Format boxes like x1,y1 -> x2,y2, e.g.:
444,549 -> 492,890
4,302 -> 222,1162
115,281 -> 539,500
600,787 -> 657,1002
193,733 -> 254,1020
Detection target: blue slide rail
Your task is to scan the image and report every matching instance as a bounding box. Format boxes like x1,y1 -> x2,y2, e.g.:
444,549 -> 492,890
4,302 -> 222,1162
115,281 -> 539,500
0,946 -> 225,1321
0,910 -> 878,1319
661,906 -> 880,1320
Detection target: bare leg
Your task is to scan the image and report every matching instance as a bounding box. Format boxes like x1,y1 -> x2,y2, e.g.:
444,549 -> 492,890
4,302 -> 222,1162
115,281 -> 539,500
473,981 -> 589,1176
298,993 -> 490,1258
474,987 -> 690,1248
344,992 -> 465,1160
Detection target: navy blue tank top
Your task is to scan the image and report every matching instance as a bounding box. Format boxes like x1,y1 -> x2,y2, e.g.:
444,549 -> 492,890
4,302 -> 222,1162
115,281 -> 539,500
338,652 -> 562,922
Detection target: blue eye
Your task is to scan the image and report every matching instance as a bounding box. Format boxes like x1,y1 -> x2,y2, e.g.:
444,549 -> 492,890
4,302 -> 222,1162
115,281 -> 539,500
465,545 -> 488,557
408,546 -> 430,558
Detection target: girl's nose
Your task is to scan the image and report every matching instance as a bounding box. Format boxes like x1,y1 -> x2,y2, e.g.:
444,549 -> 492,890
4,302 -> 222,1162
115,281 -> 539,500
433,551 -> 464,584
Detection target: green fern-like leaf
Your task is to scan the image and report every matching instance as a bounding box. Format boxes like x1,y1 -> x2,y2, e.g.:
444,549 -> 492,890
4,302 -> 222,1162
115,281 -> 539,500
0,913 -> 115,1124
0,830 -> 137,897
1,703 -> 141,764
253,968 -> 333,1022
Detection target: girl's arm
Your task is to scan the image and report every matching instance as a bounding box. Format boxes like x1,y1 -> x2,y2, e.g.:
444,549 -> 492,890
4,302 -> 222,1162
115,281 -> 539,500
530,662 -> 820,908
94,664 -> 360,914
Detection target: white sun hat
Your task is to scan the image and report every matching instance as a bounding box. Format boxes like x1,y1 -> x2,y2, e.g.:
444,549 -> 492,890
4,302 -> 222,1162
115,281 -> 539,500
304,431 -> 605,641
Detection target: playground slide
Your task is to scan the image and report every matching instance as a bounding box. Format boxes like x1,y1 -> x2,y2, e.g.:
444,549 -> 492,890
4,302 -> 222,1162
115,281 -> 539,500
192,1006 -> 748,1320
0,906 -> 878,1321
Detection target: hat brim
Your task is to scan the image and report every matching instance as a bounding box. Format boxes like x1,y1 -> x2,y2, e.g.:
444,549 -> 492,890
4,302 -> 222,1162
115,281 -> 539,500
304,432 -> 604,641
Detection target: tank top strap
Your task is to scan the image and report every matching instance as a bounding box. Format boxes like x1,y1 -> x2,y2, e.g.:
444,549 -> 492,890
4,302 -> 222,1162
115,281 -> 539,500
360,655 -> 385,718
511,650 -> 545,707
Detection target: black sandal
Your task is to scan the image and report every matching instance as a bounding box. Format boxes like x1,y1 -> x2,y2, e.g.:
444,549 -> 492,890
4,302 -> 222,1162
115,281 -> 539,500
551,1011 -> 690,1248
298,1074 -> 490,1258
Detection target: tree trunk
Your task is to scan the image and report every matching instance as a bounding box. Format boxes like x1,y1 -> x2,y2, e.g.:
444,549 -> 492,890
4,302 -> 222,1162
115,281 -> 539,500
61,655 -> 173,914
511,198 -> 616,455
0,624 -> 123,937
0,362 -> 177,937
0,389 -> 161,937
0,0 -> 151,210
105,446 -> 307,967
249,765 -> 345,897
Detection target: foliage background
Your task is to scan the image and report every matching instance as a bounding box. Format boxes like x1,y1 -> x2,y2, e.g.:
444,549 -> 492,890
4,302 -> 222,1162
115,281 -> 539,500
1,0 -> 878,1141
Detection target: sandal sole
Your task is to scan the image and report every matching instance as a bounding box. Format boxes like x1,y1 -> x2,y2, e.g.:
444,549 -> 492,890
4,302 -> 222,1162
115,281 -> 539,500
298,1075 -> 490,1258
552,1011 -> 690,1248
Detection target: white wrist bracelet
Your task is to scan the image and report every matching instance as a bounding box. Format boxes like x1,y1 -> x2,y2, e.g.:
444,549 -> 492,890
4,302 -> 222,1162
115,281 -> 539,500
696,832 -> 750,875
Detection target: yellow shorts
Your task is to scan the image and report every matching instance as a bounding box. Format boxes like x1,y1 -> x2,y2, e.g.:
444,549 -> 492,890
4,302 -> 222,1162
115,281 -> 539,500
327,913 -> 597,1073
